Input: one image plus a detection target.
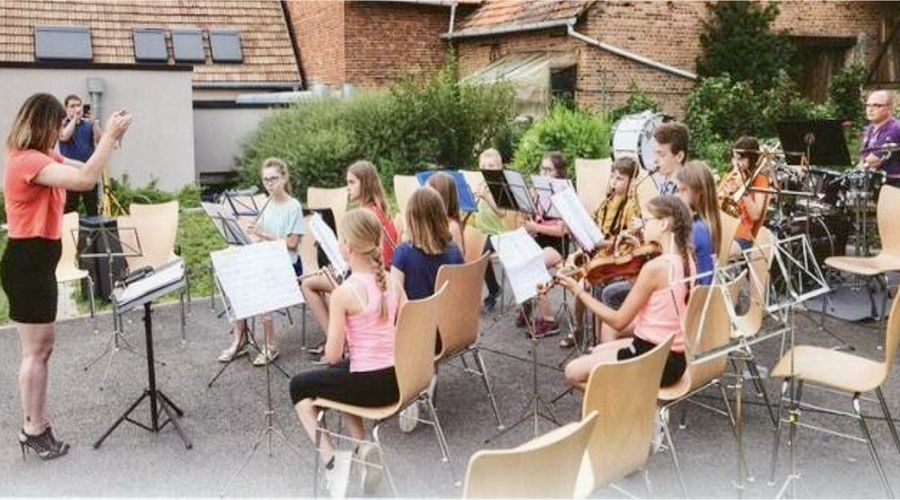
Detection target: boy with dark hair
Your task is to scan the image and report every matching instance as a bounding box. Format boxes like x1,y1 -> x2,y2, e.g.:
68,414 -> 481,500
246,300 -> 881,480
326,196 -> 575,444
652,122 -> 690,196
59,94 -> 102,215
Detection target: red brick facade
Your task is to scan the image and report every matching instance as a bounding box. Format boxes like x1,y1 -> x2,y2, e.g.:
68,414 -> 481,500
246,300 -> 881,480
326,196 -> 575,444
283,1 -> 347,87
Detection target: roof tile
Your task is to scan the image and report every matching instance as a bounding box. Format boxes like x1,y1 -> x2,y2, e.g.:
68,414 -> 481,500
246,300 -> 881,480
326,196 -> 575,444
455,0 -> 592,33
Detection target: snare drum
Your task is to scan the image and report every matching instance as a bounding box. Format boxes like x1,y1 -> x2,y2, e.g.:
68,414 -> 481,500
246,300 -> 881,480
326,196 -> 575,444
843,170 -> 885,204
808,167 -> 843,207
611,111 -> 666,171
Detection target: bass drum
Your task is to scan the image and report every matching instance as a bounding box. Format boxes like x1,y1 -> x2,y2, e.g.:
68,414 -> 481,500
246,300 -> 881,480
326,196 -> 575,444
611,111 -> 666,171
769,214 -> 845,265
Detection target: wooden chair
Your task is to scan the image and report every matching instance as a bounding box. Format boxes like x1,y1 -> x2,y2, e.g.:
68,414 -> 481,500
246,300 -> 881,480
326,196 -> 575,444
313,285 -> 451,496
55,211 -> 95,325
393,174 -> 420,219
824,184 -> 900,321
575,158 -> 612,212
768,289 -> 900,497
574,334 -> 673,498
434,254 -> 503,428
717,210 -> 740,267
463,411 -> 599,499
462,224 -> 487,264
657,273 -> 747,497
461,170 -> 485,200
306,186 -> 348,237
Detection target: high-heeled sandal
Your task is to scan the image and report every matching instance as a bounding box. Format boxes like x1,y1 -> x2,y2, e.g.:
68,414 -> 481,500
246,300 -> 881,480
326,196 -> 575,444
18,426 -> 69,461
217,334 -> 249,362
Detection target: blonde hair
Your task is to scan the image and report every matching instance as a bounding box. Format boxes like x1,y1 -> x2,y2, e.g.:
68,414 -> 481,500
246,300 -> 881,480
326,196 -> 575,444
479,148 -> 502,169
676,161 -> 722,253
261,157 -> 292,195
6,93 -> 66,152
406,187 -> 453,255
347,160 -> 389,213
425,172 -> 460,224
341,208 -> 390,323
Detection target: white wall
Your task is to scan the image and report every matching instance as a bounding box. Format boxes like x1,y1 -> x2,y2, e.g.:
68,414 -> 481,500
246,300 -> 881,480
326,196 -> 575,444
0,67 -> 195,191
193,107 -> 273,174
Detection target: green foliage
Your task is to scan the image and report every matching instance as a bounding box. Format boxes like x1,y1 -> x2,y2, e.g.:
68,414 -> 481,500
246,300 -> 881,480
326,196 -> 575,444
490,117 -> 532,165
828,62 -> 867,128
176,184 -> 203,209
610,83 -> 663,124
176,210 -> 228,299
684,75 -> 765,152
237,66 -> 516,198
760,70 -> 835,126
110,175 -> 175,207
697,1 -> 794,92
511,105 -> 611,176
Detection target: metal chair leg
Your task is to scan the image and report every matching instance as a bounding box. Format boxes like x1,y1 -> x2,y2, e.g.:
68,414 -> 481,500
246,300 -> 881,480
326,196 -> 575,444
313,410 -> 325,498
660,406 -> 688,498
768,379 -> 789,485
372,423 -> 398,497
876,387 -> 900,460
85,274 -> 97,333
854,394 -> 894,498
423,395 -> 457,486
471,346 -> 504,430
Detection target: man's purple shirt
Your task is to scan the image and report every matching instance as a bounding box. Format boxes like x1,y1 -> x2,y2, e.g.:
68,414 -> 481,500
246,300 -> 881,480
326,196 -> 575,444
861,117 -> 900,176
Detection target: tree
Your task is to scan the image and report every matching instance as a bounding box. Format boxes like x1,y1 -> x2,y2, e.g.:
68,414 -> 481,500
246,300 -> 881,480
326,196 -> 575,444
696,1 -> 794,92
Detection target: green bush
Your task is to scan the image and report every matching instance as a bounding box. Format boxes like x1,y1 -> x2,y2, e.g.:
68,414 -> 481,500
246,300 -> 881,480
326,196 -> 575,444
684,75 -> 765,154
511,105 -> 611,177
237,66 -> 516,199
829,62 -> 867,128
610,83 -> 663,124
110,175 -> 175,208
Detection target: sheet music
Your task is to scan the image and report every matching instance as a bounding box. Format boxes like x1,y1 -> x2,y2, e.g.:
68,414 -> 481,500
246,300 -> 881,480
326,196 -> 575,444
551,189 -> 604,253
210,241 -> 304,321
490,228 -> 551,304
504,170 -> 536,214
202,202 -> 253,245
531,176 -> 573,219
309,213 -> 349,277
114,259 -> 186,307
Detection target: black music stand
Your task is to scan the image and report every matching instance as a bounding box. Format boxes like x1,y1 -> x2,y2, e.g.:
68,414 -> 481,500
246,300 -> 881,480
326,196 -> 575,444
776,119 -> 851,167
94,259 -> 191,449
482,169 -> 535,216
221,190 -> 262,217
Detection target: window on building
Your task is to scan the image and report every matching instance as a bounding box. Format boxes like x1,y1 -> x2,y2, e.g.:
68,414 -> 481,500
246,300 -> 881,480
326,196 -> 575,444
793,36 -> 854,103
34,26 -> 93,61
551,65 -> 577,109
133,28 -> 168,63
209,30 -> 243,63
172,28 -> 205,63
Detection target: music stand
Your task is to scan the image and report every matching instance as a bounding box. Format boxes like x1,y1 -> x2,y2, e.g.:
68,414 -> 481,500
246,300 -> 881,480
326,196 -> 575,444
202,202 -> 253,246
776,120 -> 852,168
221,190 -> 261,217
482,169 -> 536,216
80,223 -> 146,390
210,241 -> 305,493
303,207 -> 337,270
94,258 -> 191,449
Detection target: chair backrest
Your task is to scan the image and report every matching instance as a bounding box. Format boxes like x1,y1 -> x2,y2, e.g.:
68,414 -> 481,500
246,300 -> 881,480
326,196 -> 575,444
393,283 -> 447,409
461,170 -> 485,199
299,213 -> 319,273
880,289 -> 900,380
682,274 -> 744,390
306,186 -> 348,237
121,200 -> 180,270
575,158 -> 612,212
393,175 -> 420,218
464,411 -> 599,499
57,211 -> 81,274
878,185 -> 900,255
717,210 -> 740,267
462,225 -> 488,263
740,226 -> 776,335
434,254 -> 491,361
575,335 -> 673,497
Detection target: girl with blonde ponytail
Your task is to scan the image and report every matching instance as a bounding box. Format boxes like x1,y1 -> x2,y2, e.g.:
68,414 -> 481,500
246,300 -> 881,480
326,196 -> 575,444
556,195 -> 696,390
290,208 -> 406,496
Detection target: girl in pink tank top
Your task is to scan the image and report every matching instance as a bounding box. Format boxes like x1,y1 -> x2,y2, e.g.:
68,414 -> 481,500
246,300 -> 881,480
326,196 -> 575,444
557,196 -> 696,390
290,208 -> 407,487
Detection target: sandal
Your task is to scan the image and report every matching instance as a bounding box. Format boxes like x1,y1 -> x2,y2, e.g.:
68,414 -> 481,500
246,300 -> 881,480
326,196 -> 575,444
217,337 -> 249,362
559,333 -> 576,349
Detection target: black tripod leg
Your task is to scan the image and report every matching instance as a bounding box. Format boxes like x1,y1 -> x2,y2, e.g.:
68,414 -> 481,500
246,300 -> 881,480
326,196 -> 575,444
157,390 -> 185,417
158,394 -> 192,450
94,392 -> 149,449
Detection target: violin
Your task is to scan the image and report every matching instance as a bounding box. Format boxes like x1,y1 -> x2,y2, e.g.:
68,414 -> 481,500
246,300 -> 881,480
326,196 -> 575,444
581,238 -> 660,285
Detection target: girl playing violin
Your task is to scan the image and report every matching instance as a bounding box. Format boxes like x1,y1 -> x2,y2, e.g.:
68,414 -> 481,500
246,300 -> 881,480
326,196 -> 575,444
727,136 -> 771,256
675,161 -> 721,286
557,195 -> 695,390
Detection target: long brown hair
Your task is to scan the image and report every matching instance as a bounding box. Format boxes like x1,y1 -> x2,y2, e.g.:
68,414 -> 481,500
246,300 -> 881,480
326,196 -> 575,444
676,161 -> 722,253
406,187 -> 452,255
6,93 -> 66,152
347,160 -> 389,214
732,136 -> 760,179
425,172 -> 460,224
341,208 -> 390,322
647,195 -> 694,304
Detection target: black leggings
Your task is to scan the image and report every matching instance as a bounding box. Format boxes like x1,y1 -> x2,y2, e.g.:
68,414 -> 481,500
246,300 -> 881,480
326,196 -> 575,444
483,238 -> 500,296
289,359 -> 399,407
617,336 -> 686,387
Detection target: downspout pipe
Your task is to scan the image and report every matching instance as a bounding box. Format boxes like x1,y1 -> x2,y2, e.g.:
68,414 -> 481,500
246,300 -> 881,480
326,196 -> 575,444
567,23 -> 697,81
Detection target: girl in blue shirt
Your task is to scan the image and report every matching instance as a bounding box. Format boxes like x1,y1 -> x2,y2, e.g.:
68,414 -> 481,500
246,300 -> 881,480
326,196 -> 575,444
674,161 -> 721,285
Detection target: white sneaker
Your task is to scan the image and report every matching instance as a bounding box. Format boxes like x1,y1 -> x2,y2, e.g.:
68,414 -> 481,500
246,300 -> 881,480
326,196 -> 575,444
651,409 -> 665,454
324,450 -> 352,499
398,402 -> 419,433
357,443 -> 383,494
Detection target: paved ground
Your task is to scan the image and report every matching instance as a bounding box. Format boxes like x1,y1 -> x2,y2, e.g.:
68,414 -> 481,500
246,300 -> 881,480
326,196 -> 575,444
1,279 -> 900,498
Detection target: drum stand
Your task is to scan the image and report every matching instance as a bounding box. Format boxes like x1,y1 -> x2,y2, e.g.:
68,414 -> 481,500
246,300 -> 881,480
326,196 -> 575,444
487,298 -> 561,443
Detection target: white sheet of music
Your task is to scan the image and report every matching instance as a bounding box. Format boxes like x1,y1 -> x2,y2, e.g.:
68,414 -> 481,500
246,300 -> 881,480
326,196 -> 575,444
115,259 -> 186,307
531,176 -> 574,218
552,188 -> 604,253
309,212 -> 349,277
210,240 -> 303,321
491,228 -> 551,304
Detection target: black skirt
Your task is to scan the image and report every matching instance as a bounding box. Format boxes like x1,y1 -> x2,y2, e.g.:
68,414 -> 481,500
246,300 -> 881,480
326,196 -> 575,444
1,238 -> 62,323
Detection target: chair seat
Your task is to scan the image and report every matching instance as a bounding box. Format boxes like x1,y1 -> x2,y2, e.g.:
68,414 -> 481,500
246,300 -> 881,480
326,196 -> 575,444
825,253 -> 900,276
770,345 -> 885,393
56,267 -> 89,283
314,397 -> 401,421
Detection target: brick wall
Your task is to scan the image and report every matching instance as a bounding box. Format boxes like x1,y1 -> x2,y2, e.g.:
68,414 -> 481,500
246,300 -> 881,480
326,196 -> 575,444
283,0 -> 346,87
344,2 -> 450,88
